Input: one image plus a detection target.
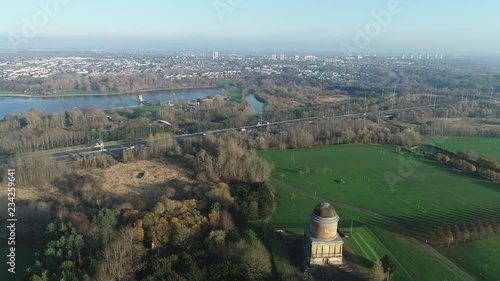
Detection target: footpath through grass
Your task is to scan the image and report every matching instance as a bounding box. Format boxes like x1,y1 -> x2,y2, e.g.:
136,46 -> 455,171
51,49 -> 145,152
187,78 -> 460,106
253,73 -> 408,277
440,236 -> 500,281
259,145 -> 500,234
258,145 -> 500,280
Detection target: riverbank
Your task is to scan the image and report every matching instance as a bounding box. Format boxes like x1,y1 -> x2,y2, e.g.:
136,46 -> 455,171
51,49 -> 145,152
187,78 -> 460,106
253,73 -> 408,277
0,85 -> 220,98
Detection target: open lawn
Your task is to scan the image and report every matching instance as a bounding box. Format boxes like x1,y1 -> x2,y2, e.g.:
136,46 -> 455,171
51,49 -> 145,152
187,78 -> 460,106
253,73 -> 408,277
440,236 -> 500,281
422,137 -> 500,161
259,145 -> 500,235
259,145 -> 500,280
259,179 -> 467,281
127,105 -> 159,117
218,79 -> 235,87
226,88 -> 242,106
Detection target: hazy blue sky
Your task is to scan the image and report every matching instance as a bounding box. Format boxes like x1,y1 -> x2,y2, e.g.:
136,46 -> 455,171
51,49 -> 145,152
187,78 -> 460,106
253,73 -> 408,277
1,0 -> 499,54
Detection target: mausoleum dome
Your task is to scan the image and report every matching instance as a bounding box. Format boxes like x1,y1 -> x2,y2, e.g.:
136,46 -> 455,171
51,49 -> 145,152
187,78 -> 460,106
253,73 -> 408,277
313,202 -> 337,218
309,202 -> 340,240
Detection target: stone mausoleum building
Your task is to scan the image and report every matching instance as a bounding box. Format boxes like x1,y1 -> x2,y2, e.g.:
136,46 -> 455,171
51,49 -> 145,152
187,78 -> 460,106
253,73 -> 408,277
304,202 -> 344,265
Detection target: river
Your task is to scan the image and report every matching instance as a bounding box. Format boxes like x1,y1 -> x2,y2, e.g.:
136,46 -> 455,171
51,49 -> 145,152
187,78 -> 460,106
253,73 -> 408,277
0,88 -> 227,117
0,88 -> 266,118
246,93 -> 265,114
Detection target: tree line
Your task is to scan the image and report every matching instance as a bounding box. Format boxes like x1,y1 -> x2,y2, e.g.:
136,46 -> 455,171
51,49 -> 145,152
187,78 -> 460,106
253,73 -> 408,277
433,151 -> 499,183
433,219 -> 500,247
181,118 -> 421,155
0,107 -> 172,155
1,74 -> 217,95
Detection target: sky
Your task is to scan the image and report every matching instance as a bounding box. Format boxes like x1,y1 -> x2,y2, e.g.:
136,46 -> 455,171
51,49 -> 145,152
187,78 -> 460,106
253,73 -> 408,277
1,0 -> 499,54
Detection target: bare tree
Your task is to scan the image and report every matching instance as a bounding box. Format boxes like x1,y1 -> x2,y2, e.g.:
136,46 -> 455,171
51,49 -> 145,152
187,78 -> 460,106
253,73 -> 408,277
95,226 -> 145,281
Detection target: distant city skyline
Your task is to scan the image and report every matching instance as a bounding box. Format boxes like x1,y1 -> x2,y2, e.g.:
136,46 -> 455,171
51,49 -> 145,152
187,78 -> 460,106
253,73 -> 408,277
1,0 -> 499,55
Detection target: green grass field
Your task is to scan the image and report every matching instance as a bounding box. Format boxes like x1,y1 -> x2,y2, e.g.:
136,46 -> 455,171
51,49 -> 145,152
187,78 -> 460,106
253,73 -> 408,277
258,145 -> 500,280
422,137 -> 500,161
218,79 -> 235,87
260,179 -> 466,281
128,106 -> 159,117
227,88 -> 242,106
259,145 -> 500,233
440,237 -> 500,281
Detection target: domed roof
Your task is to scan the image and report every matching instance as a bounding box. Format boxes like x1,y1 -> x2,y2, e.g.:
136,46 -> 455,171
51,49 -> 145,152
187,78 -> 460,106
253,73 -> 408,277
313,202 -> 337,218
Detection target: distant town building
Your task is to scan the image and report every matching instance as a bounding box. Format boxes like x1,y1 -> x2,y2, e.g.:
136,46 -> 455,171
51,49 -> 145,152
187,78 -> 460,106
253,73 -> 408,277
295,55 -> 300,61
304,55 -> 316,61
212,51 -> 219,59
304,202 -> 344,265
419,54 -> 422,59
271,54 -> 277,60
440,54 -> 444,59
279,54 -> 285,61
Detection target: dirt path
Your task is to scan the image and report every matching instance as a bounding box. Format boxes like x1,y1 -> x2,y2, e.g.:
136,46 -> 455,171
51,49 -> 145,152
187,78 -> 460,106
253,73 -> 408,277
272,177 -> 476,281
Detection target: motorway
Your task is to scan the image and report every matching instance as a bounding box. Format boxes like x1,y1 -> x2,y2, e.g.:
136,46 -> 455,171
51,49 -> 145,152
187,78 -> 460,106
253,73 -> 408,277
1,98 -> 496,165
